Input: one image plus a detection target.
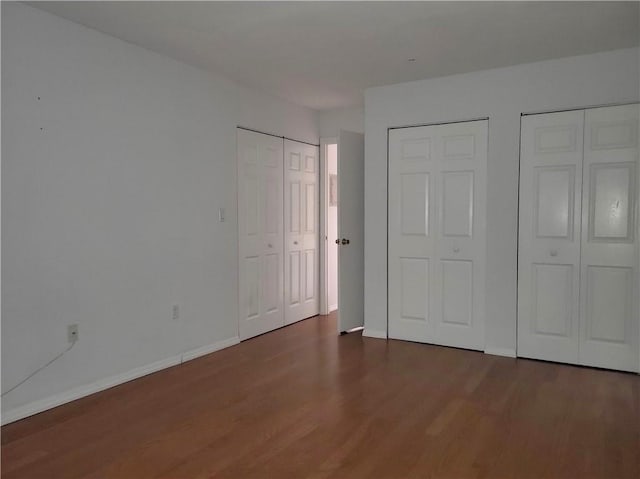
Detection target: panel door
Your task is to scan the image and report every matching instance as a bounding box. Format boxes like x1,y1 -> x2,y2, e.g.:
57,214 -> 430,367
518,111 -> 584,364
579,104 -> 639,372
284,140 -> 319,324
388,120 -> 487,350
337,131 -> 365,333
237,129 -> 284,340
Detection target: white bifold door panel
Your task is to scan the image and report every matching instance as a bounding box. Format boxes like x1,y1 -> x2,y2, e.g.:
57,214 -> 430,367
337,131 -> 365,333
237,129 -> 285,340
388,120 -> 488,351
284,140 -> 320,324
580,105 -> 638,372
518,104 -> 639,372
518,110 -> 584,364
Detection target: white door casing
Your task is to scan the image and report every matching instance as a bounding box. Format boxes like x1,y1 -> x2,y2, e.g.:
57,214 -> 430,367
518,110 -> 584,364
237,129 -> 284,340
579,104 -> 639,372
284,139 -> 320,324
388,120 -> 488,350
337,131 -> 365,333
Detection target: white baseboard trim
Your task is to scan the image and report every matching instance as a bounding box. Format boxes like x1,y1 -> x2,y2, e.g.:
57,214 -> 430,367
2,336 -> 241,426
181,337 -> 240,363
362,328 -> 387,340
1,354 -> 181,426
484,347 -> 517,358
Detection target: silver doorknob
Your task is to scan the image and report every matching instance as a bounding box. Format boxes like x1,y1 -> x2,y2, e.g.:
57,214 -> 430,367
341,238 -> 350,245
335,239 -> 340,244
550,249 -> 558,257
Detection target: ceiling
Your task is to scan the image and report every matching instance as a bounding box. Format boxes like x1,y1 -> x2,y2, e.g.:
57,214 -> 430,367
30,2 -> 639,111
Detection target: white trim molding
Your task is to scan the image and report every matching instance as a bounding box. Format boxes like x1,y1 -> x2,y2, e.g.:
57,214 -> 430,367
2,336 -> 241,425
181,337 -> 240,363
484,347 -> 517,358
362,329 -> 387,340
1,355 -> 181,426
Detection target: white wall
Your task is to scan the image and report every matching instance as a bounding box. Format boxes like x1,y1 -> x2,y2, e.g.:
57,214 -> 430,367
1,2 -> 318,422
318,106 -> 364,138
364,48 -> 640,354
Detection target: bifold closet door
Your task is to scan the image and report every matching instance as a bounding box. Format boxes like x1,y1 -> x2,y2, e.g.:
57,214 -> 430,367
579,105 -> 638,372
237,129 -> 284,340
284,140 -> 320,324
388,120 -> 487,350
518,110 -> 584,364
518,104 -> 639,372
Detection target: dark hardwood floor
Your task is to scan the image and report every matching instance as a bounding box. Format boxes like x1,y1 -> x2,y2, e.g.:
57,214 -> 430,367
2,313 -> 639,478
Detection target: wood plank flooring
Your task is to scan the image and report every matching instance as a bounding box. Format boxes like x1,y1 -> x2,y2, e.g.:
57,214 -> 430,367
2,313 -> 639,478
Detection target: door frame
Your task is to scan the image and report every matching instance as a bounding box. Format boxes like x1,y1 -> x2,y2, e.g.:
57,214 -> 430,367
319,137 -> 338,316
516,102 -> 640,371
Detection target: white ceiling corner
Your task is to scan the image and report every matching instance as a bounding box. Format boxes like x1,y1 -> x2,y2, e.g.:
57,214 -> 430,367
29,1 -> 640,111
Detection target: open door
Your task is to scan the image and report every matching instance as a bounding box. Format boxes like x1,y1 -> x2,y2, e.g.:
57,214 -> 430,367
337,130 -> 365,333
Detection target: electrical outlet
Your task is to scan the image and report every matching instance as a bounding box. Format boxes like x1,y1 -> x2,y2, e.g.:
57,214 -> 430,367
68,324 -> 79,343
172,304 -> 180,321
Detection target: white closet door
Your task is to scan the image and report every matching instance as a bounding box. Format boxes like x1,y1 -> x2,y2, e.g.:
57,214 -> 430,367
284,140 -> 319,324
579,104 -> 639,372
237,129 -> 284,340
388,120 -> 487,350
518,111 -> 584,364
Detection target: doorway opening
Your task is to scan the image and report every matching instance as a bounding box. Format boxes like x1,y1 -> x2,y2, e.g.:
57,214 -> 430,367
327,143 -> 339,314
320,132 -> 365,335
321,139 -> 339,316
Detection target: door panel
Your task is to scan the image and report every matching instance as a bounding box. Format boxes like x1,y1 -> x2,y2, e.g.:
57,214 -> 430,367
265,179 -> 279,235
532,263 -> 573,337
518,110 -> 584,364
305,184 -> 316,233
284,140 -> 319,324
441,260 -> 472,326
238,129 -> 284,340
389,120 -> 487,350
442,171 -> 473,237
535,167 -> 575,239
401,173 -> 429,236
443,134 -> 475,159
289,182 -> 301,233
244,256 -> 260,320
289,251 -> 300,305
305,250 -> 315,300
579,104 -> 638,372
337,131 -> 365,333
263,253 -> 280,313
245,174 -> 259,236
585,266 -> 631,344
589,163 -> 634,241
400,257 -> 429,321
